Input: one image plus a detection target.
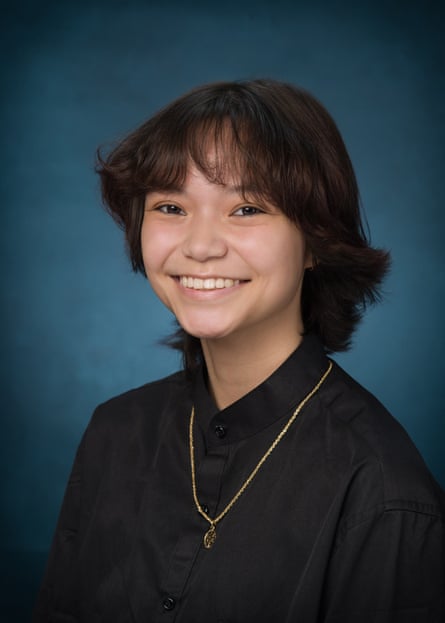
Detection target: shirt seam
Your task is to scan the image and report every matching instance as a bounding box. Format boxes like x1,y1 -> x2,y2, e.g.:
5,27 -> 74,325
338,500 -> 444,540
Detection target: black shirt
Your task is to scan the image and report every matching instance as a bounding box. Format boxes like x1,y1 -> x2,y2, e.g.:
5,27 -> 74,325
34,336 -> 445,622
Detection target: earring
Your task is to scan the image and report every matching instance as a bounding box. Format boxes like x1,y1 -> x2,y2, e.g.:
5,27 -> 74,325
307,256 -> 318,271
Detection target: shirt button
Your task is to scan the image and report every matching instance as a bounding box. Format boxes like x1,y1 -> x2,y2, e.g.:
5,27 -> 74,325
214,424 -> 227,438
202,504 -> 209,514
162,596 -> 176,611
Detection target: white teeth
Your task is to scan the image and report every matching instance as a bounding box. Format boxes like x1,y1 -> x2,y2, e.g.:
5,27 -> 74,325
179,276 -> 240,290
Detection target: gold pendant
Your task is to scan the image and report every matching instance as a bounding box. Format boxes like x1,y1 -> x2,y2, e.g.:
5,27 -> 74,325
203,524 -> 217,549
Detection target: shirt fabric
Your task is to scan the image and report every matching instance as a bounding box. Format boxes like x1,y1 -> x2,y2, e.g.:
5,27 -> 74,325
34,335 -> 445,622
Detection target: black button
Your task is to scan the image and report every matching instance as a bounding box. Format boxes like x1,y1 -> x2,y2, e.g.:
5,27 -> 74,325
162,596 -> 176,611
214,424 -> 227,438
202,504 -> 209,514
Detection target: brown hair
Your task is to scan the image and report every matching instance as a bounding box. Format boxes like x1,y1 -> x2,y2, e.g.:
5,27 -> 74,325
97,79 -> 390,370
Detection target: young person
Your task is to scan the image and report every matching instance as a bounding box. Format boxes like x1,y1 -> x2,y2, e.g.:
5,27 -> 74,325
34,80 -> 444,622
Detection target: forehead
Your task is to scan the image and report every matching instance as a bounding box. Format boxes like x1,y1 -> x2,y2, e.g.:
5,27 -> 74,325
148,157 -> 265,200
144,173 -> 286,228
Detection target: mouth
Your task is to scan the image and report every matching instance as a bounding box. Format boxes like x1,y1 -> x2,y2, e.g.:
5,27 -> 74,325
176,276 -> 245,290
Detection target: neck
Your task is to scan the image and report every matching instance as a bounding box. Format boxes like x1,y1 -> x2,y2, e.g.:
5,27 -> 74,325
201,324 -> 304,410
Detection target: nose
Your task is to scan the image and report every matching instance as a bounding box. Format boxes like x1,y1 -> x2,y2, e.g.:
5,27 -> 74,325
182,216 -> 228,262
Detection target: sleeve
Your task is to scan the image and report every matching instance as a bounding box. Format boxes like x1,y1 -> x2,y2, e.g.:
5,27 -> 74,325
33,431 -> 89,622
321,503 -> 445,623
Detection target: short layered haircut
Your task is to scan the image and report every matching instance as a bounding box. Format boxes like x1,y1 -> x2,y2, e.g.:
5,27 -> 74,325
97,79 -> 390,371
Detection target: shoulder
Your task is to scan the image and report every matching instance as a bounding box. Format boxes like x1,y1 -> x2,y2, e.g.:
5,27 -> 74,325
92,369 -> 188,421
318,361 -> 444,520
81,369 -> 190,455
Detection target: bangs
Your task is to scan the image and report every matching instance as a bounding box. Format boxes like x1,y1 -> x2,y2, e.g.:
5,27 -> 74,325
132,86 -> 305,210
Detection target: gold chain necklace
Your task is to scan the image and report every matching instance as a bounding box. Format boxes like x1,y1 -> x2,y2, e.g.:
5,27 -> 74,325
189,360 -> 333,549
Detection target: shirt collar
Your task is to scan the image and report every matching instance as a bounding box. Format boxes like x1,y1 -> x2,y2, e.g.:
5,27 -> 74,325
192,334 -> 330,449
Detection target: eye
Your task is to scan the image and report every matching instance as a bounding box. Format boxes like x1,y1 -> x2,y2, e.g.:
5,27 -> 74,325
155,204 -> 186,215
232,205 -> 265,216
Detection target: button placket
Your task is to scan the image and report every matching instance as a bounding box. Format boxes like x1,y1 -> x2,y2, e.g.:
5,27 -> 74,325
157,445 -> 229,621
195,446 -> 229,517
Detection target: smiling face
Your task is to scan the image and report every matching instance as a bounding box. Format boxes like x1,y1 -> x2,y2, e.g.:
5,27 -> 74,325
141,166 -> 311,349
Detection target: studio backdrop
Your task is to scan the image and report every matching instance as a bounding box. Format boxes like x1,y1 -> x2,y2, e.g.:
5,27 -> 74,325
1,0 -> 444,620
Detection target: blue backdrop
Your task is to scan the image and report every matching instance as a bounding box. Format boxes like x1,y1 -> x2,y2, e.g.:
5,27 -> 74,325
1,0 -> 444,619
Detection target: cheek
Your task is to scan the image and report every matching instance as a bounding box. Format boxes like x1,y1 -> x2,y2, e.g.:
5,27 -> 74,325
280,228 -> 307,269
245,229 -> 306,278
140,224 -> 173,274
140,224 -> 180,312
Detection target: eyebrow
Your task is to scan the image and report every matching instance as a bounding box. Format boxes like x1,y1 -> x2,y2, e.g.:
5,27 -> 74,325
148,184 -> 261,197
227,184 -> 260,195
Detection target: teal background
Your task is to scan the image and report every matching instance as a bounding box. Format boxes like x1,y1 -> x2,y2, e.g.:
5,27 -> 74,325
1,0 -> 444,619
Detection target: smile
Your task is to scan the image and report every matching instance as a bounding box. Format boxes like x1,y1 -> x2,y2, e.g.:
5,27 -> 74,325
178,276 -> 241,290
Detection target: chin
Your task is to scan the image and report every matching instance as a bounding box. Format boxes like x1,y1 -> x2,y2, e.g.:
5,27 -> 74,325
185,328 -> 231,341
179,321 -> 234,341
